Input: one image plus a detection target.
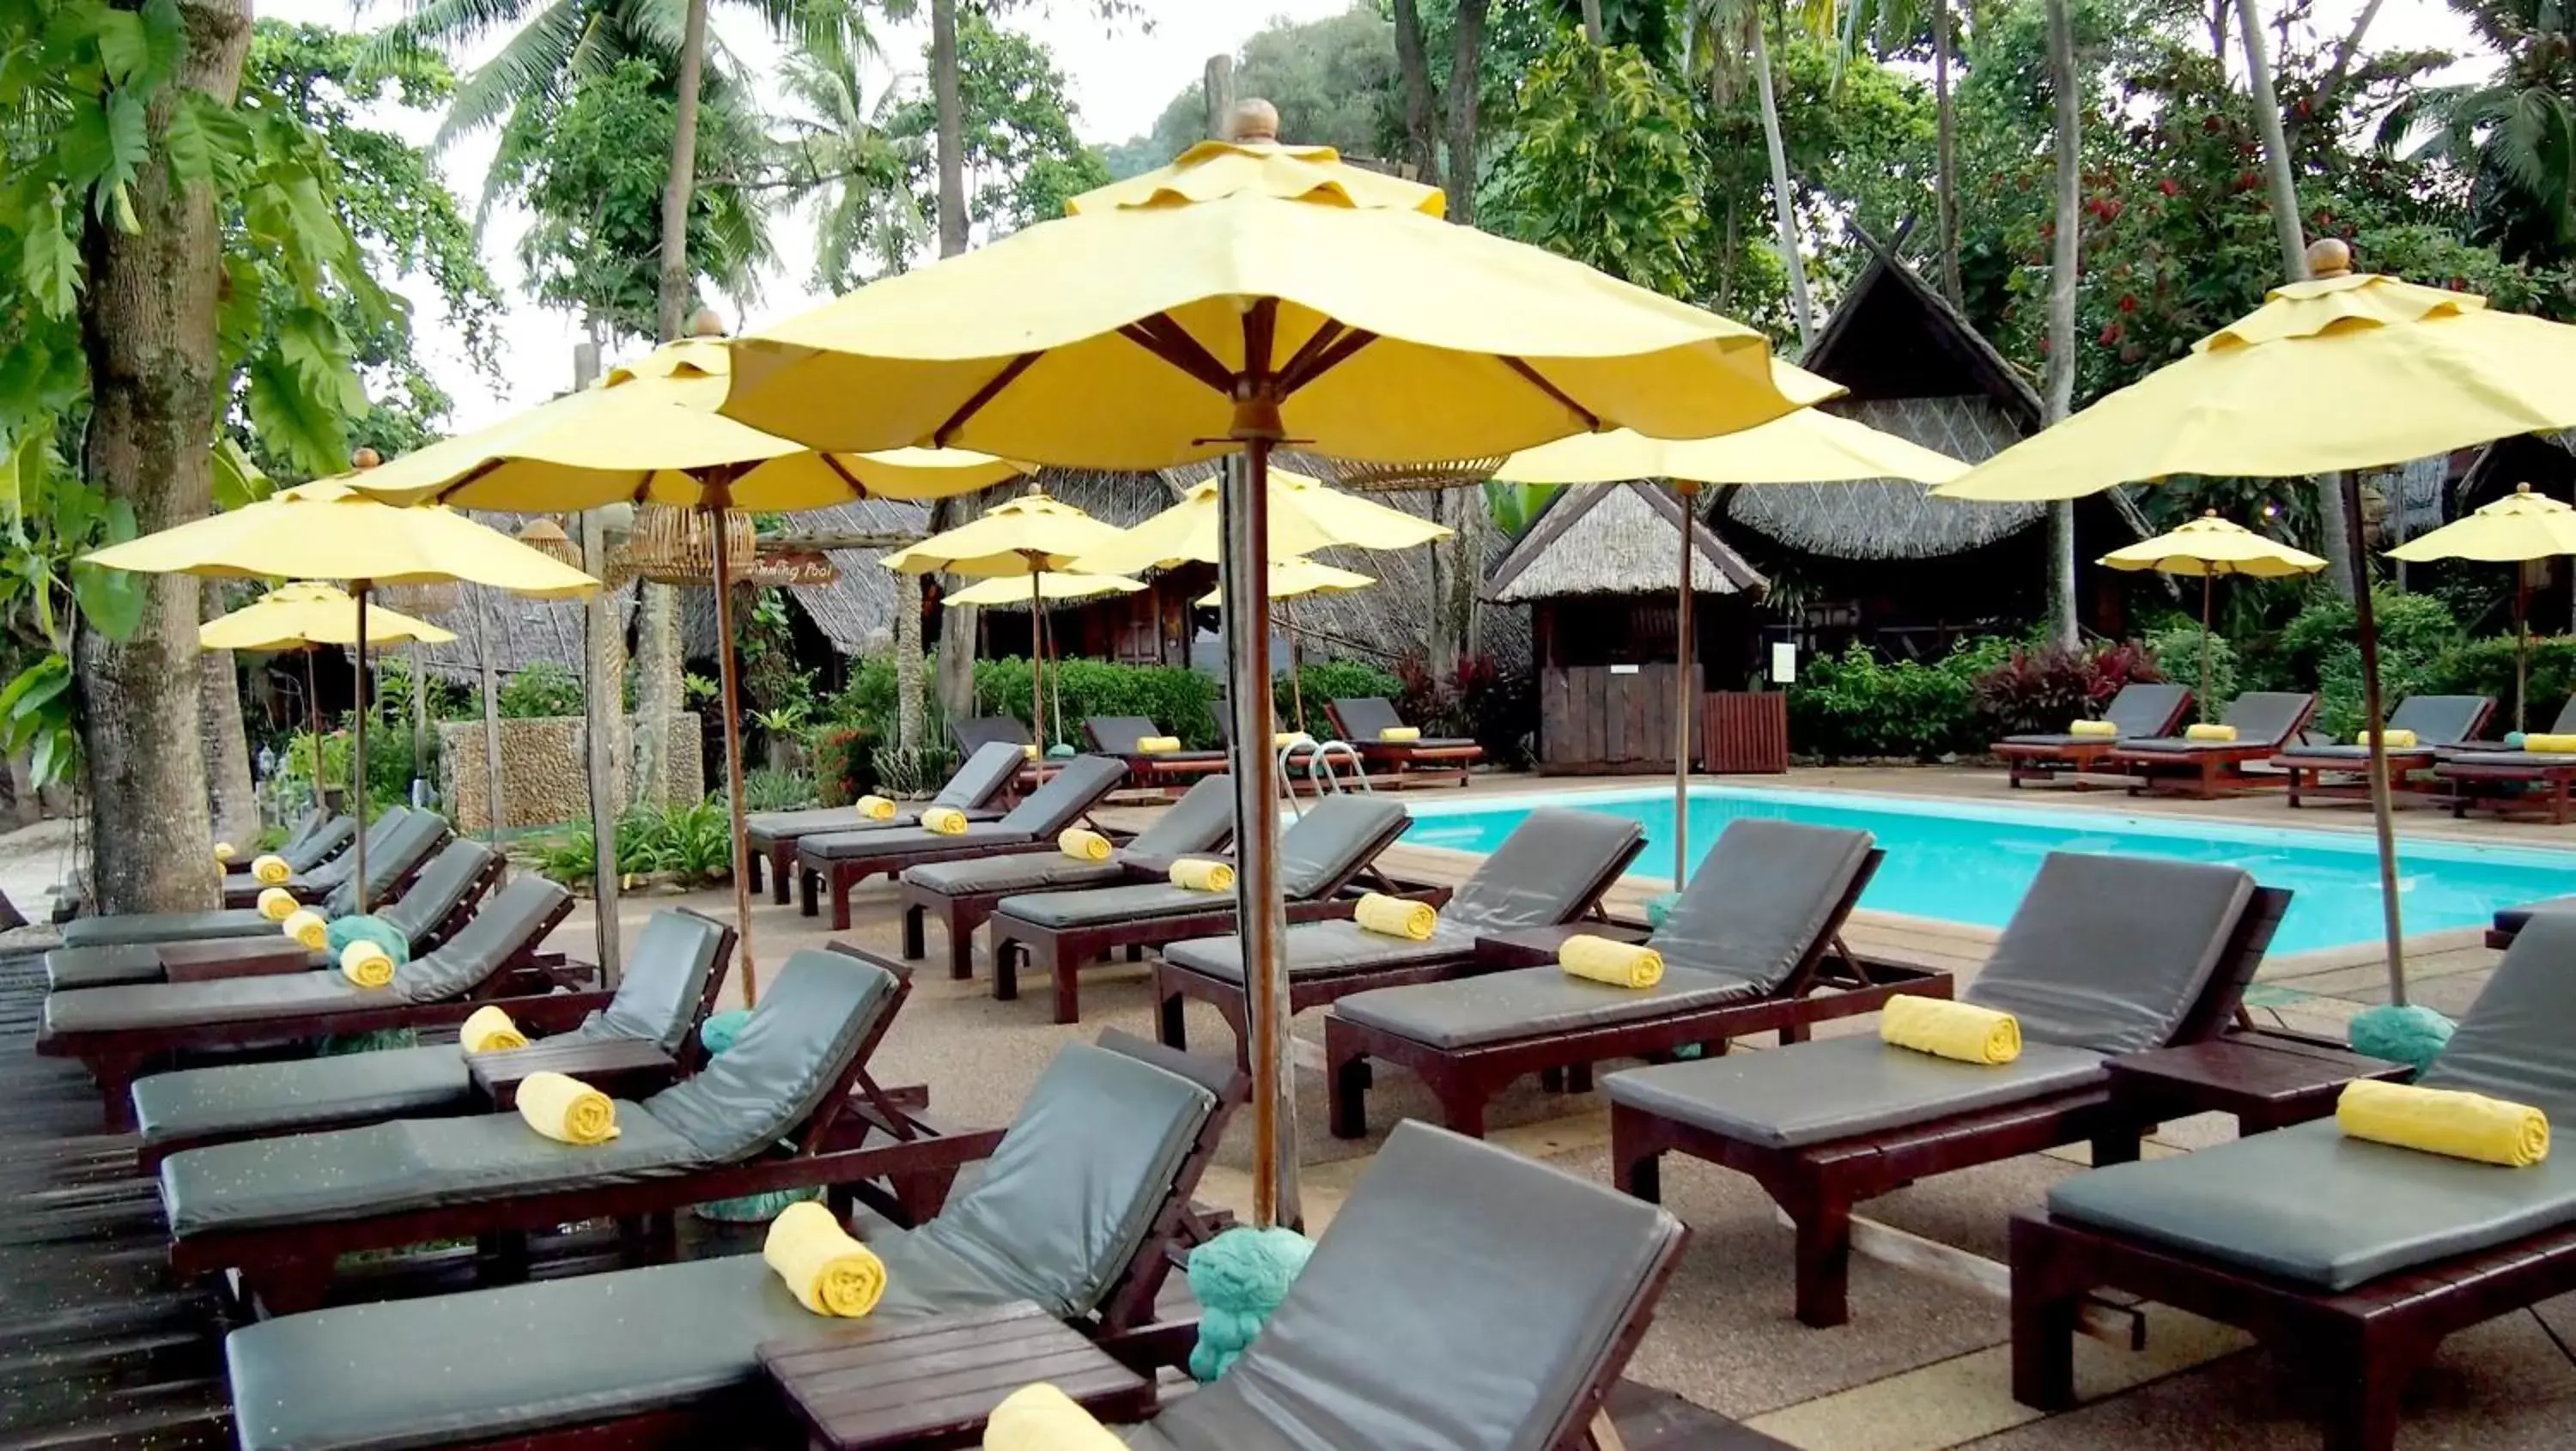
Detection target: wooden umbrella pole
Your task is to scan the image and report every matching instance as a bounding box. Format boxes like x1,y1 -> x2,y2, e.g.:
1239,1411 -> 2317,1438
2342,471 -> 2407,1003
2517,566 -> 2531,732
302,649 -> 323,810
2200,573 -> 2214,720
708,491 -> 760,1003
1227,396 -> 1297,1229
1673,481 -> 1699,887
1028,560 -> 1047,756
351,584 -> 371,914
1286,598 -> 1304,736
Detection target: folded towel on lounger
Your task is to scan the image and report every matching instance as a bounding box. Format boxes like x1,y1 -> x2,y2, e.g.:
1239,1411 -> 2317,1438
337,939 -> 396,988
1559,934 -> 1662,989
855,794 -> 896,821
984,1383 -> 1126,1451
2525,733 -> 2576,754
763,1200 -> 887,1317
921,806 -> 969,835
283,909 -> 329,951
1059,828 -> 1113,862
460,1004 -> 529,1053
517,1072 -> 617,1144
1170,858 -> 1235,893
2355,729 -> 2419,748
1880,996 -> 2020,1065
258,887 -> 299,922
2338,1078 -> 2548,1167
1135,735 -> 1182,754
252,854 -> 292,884
2068,719 -> 2118,738
1354,892 -> 1437,941
1377,726 -> 1421,743
2184,723 -> 2238,743
215,842 -> 235,864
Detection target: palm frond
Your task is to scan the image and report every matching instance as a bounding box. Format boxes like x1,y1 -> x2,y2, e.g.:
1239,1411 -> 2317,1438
437,0 -> 585,143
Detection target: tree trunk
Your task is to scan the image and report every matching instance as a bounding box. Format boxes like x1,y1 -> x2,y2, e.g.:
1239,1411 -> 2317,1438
1750,17 -> 1816,349
654,0 -> 710,341
933,0 -> 967,257
1391,0 -> 1438,183
895,573 -> 926,750
633,583 -> 683,805
197,617 -> 258,846
75,0 -> 251,914
2043,0 -> 2082,649
1426,490 -> 1467,687
1934,0 -> 1963,306
1579,0 -> 1605,44
1442,0 -> 1489,224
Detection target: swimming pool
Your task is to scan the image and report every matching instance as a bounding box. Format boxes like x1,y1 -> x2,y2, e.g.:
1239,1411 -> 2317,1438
1400,786 -> 2576,955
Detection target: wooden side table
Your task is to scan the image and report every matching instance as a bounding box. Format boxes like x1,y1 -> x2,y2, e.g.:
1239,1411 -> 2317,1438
1474,921 -> 1650,972
2105,1035 -> 2411,1134
159,938 -> 316,983
759,1300 -> 1153,1450
466,1037 -> 679,1109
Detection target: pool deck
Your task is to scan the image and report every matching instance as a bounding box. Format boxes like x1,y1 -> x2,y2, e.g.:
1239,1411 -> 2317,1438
7,765 -> 2574,1448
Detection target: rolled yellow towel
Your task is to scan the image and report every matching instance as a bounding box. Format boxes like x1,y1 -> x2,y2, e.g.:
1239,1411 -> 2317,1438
763,1200 -> 888,1317
855,793 -> 897,821
2526,732 -> 2576,754
252,853 -> 292,885
2338,1078 -> 2549,1167
516,1072 -> 619,1145
258,886 -> 299,922
2067,719 -> 2118,738
337,938 -> 396,988
1274,731 -> 1314,750
459,1004 -> 529,1053
1559,933 -> 1663,989
1135,735 -> 1182,754
1170,857 -> 1236,893
1354,891 -> 1437,941
282,908 -> 328,952
1880,995 -> 2021,1065
984,1383 -> 1127,1451
214,841 -> 236,864
1377,726 -> 1421,743
2354,729 -> 2419,749
1059,828 -> 1114,862
921,805 -> 969,835
2184,722 -> 2239,743
1024,743 -> 1041,760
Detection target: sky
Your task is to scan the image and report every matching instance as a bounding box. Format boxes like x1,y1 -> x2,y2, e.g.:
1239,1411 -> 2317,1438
264,0 -> 2487,434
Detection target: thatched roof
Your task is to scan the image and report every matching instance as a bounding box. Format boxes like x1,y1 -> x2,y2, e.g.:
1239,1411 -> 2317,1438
1726,236 -> 2046,561
680,497 -> 932,658
413,512 -> 635,681
1485,481 -> 1765,603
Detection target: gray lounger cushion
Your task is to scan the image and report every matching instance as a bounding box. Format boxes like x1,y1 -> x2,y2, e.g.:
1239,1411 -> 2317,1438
1085,716 -> 1224,761
797,755 -> 1127,860
569,908 -> 729,1056
1337,964 -> 1773,1049
64,813 -> 404,946
2275,695 -> 2490,759
1962,853 -> 2253,1055
219,1035 -> 1220,1451
994,793 -> 1406,929
368,841 -> 496,944
46,942 -> 181,992
1163,919 -> 1482,984
636,950 -> 898,1162
1653,820 -> 1874,993
2049,913 -> 2576,1289
1607,1037 -> 2109,1148
2445,749 -> 2576,768
745,741 -> 1025,844
2494,895 -> 2576,938
1998,682 -> 2192,747
1136,1122 -> 1684,1451
2117,690 -> 2313,752
1329,696 -> 1479,750
899,774 -> 1237,898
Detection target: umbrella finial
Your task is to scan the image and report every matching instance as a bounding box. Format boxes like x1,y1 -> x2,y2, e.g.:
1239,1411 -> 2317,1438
2306,237 -> 2353,279
690,307 -> 727,338
350,446 -> 381,471
2518,482 -> 2536,495
1227,98 -> 1279,145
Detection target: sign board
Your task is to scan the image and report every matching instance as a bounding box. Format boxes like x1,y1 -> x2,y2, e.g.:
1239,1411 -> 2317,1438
1609,664 -> 1640,676
1770,642 -> 1798,685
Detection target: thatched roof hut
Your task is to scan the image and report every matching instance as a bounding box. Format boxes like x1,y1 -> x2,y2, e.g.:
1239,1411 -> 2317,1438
1486,481 -> 1765,604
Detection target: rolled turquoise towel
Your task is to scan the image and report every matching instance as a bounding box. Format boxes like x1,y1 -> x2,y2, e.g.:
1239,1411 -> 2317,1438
2348,1002 -> 2455,1073
1046,743 -> 1077,759
1644,891 -> 1682,930
2506,731 -> 2529,750
1187,1225 -> 1312,1382
325,914 -> 410,966
700,1007 -> 754,1057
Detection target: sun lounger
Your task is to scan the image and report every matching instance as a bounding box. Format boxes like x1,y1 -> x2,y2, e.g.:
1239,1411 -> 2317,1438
2486,890 -> 2576,948
1151,804 -> 1648,1065
46,838 -> 503,992
981,793 -> 1418,1024
213,806 -> 449,910
1605,852 -> 2287,1326
1084,714 -> 1229,788
2271,693 -> 2494,806
794,754 -> 1129,930
744,740 -> 1027,905
39,876 -> 580,1128
894,773 -> 1237,980
2436,696 -> 2576,822
2014,911 -> 2576,1451
2107,690 -> 2318,798
163,945 -> 1005,1315
219,1030 -> 1245,1451
125,908 -> 734,1169
1991,682 -> 2194,787
66,809 -> 446,948
1322,819 -> 1926,1141
1327,695 -> 1484,786
1118,1120 -> 1686,1451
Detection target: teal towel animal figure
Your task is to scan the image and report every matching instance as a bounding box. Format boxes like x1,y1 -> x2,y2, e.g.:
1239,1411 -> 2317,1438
693,1010 -> 821,1223
2506,731 -> 2530,750
1046,742 -> 1078,759
1643,891 -> 1681,930
2348,1002 -> 2455,1074
1188,1225 -> 1313,1382
325,914 -> 410,965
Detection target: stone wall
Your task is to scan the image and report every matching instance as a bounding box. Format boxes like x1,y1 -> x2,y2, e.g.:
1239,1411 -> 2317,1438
436,714 -> 702,832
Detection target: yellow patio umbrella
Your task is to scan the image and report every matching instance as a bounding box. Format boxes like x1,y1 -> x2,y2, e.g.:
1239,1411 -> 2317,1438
887,489 -> 1127,757
347,321 -> 1027,1003
718,101 -> 1802,1229
945,571 -> 1143,748
88,475 -> 597,910
2388,484 -> 2576,729
1935,238 -> 2576,1011
1194,556 -> 1376,732
202,583 -> 457,807
1071,473 -> 1449,578
2099,513 -> 2325,719
1490,373 -> 1957,885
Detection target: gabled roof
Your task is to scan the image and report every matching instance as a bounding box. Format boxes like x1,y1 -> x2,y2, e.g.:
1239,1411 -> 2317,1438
1485,481 -> 1765,603
1804,231 -> 2044,430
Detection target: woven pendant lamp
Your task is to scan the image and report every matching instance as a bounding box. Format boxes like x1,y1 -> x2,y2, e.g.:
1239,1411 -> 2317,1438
613,503 -> 758,585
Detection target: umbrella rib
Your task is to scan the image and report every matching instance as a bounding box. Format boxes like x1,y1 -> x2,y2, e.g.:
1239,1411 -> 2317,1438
1500,357 -> 1602,431
933,353 -> 1042,446
818,453 -> 875,499
1116,318 -> 1236,395
1277,328 -> 1380,398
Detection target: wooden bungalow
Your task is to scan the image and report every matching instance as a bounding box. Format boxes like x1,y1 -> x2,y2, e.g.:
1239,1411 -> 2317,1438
1485,481 -> 1767,774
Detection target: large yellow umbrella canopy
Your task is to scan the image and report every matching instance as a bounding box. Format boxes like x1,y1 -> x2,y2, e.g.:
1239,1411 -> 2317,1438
2099,513 -> 2325,717
945,571 -> 1144,606
718,103 -> 1801,1230
2389,484 -> 2576,728
1193,556 -> 1375,605
1070,474 -> 1449,576
88,477 -> 598,909
199,581 -> 457,651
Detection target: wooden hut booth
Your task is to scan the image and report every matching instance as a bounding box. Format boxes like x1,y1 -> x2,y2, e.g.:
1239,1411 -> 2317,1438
1486,481 -> 1768,774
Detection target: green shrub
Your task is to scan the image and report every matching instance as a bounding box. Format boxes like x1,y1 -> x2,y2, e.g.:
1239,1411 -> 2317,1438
1972,641 -> 2163,737
975,657 -> 1222,749
872,744 -> 961,796
496,663 -> 584,719
536,796 -> 737,888
1787,639 -> 2009,761
1280,660 -> 1405,738
2423,634 -> 2576,732
744,767 -> 817,811
808,723 -> 880,806
2252,590 -> 2463,738
2143,625 -> 2240,719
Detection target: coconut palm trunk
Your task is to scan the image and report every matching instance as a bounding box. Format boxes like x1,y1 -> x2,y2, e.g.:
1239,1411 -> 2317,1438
1751,13 -> 1817,349
1935,0 -> 1963,305
2042,0 -> 2082,649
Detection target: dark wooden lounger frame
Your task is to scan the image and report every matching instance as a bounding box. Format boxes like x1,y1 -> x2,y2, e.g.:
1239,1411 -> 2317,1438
1148,834 -> 1649,1067
794,806 -> 1121,932
1607,883 -> 2289,1328
2011,1205 -> 2576,1451
1992,697 -> 2197,790
131,909 -> 738,1172
746,804 -> 1007,907
1081,719 -> 1230,795
2439,758 -> 2576,824
1325,700 -> 1483,789
173,945 -> 1003,1318
218,822 -> 454,910
2276,750 -> 2444,807
314,1029 -> 1252,1451
2112,712 -> 2315,798
893,837 -> 1170,983
40,890 -> 584,1130
983,821 -> 1431,1025
1324,853 -> 1927,1142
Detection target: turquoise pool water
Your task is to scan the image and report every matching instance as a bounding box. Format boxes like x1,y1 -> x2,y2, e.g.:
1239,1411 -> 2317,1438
1401,786 -> 2576,954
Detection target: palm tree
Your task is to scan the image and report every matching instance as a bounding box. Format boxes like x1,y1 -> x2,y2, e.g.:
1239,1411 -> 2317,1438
2376,0 -> 2576,259
1685,0 -> 1834,349
2042,0 -> 2081,647
775,32 -> 926,294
